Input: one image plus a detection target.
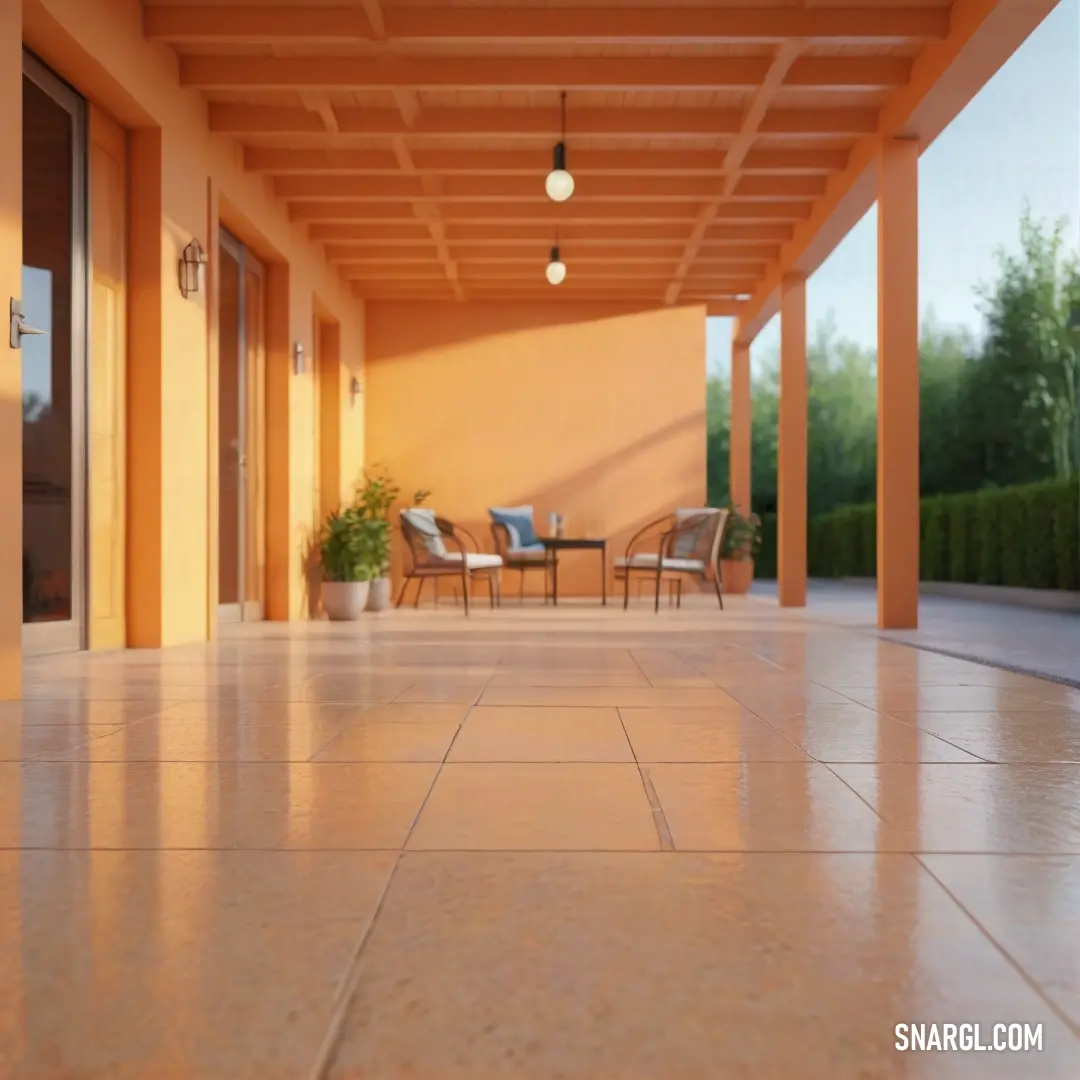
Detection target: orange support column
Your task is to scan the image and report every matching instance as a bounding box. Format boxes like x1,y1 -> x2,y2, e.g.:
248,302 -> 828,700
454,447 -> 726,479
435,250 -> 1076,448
729,337 -> 751,517
877,137 -> 920,629
0,1 -> 22,698
778,273 -> 807,608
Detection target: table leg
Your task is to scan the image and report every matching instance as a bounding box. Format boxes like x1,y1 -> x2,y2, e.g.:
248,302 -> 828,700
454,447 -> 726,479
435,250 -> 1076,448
552,550 -> 559,606
601,545 -> 607,605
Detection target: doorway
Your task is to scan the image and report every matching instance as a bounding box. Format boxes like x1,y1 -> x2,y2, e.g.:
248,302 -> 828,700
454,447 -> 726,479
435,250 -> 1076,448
217,230 -> 266,623
20,52 -> 88,656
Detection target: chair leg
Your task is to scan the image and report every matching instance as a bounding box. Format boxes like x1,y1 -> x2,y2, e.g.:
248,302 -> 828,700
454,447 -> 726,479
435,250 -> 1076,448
519,570 -> 525,604
413,577 -> 425,609
434,578 -> 440,608
395,577 -> 410,608
654,569 -> 663,613
488,573 -> 496,609
677,579 -> 683,609
713,571 -> 724,610
462,573 -> 470,616
623,571 -> 630,610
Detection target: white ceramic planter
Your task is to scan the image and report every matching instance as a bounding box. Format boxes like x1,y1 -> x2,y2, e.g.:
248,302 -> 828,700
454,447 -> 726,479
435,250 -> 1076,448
322,580 -> 370,621
366,576 -> 392,612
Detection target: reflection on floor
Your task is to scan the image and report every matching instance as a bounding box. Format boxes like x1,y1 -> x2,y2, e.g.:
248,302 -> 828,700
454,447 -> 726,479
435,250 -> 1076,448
3,595 -> 1080,1078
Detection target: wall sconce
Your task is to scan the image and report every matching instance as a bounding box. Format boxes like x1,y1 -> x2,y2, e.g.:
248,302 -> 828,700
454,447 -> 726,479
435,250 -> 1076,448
293,341 -> 305,374
178,238 -> 207,299
349,376 -> 362,405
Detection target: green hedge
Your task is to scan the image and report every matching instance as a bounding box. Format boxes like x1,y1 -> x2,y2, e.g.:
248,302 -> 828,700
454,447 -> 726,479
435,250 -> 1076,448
789,478 -> 1079,590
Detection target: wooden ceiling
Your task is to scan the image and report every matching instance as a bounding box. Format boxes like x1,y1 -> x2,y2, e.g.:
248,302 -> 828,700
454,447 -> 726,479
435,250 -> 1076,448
142,0 -> 956,310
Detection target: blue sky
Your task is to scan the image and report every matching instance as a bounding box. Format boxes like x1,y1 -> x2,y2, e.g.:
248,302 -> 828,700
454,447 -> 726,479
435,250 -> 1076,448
707,0 -> 1080,374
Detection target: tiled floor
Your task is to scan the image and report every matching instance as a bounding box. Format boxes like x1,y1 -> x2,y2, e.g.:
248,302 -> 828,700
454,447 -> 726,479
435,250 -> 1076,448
3,594 -> 1080,1077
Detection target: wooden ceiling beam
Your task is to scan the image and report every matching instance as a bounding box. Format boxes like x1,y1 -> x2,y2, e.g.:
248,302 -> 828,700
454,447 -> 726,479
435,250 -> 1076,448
209,104 -> 878,138
309,221 -> 795,243
244,146 -> 851,176
324,242 -> 778,261
146,6 -> 948,45
180,54 -> 909,91
272,174 -> 826,201
667,42 -> 802,304
289,200 -> 812,223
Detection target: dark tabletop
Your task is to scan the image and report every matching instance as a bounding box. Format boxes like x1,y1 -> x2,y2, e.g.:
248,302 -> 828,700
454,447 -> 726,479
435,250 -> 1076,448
540,537 -> 607,550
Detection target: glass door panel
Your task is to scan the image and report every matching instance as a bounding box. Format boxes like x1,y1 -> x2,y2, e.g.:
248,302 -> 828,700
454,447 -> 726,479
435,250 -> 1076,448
21,54 -> 87,655
217,237 -> 243,622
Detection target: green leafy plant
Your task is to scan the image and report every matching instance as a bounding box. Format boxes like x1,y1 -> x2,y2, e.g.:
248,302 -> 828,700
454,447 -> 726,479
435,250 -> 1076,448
320,507 -> 384,583
720,507 -> 762,562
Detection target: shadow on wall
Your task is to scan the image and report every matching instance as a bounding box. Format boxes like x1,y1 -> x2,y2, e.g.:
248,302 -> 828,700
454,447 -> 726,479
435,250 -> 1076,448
365,301 -> 709,598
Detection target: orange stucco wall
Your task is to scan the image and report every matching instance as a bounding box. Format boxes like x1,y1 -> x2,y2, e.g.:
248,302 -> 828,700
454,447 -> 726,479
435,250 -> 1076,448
365,302 -> 707,599
0,0 -> 367,679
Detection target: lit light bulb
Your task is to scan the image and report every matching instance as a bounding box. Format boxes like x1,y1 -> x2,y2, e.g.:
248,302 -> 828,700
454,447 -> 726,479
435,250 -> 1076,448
545,169 -> 575,202
545,141 -> 574,202
545,258 -> 567,286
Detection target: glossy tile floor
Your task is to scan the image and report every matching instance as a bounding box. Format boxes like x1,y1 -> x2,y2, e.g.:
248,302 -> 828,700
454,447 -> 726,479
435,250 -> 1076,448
3,595 -> 1080,1078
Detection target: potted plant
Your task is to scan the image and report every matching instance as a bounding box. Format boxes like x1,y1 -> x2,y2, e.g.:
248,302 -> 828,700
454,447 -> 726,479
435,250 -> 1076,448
719,506 -> 762,595
354,467 -> 431,612
319,506 -> 383,620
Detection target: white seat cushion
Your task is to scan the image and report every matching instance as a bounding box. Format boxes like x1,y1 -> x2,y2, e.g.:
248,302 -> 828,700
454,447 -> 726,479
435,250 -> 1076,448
615,553 -> 705,573
443,552 -> 504,571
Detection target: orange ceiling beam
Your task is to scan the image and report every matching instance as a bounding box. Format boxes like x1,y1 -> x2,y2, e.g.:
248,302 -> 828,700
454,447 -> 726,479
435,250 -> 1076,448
735,0 -> 1058,344
309,221 -> 796,243
180,55 -> 910,92
243,146 -> 851,176
271,174 -> 827,201
324,243 -> 775,262
289,200 -> 813,223
146,6 -> 949,45
209,103 -> 878,138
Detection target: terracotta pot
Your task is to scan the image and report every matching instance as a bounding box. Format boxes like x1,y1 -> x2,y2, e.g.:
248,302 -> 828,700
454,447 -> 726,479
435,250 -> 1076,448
365,576 -> 392,612
321,580 -> 370,621
720,558 -> 754,596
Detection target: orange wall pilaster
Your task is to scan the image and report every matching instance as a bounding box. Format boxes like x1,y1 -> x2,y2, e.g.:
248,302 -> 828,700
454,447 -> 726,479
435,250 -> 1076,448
778,273 -> 808,608
0,1 -> 23,699
729,340 -> 752,517
877,138 -> 921,630
365,302 -> 707,599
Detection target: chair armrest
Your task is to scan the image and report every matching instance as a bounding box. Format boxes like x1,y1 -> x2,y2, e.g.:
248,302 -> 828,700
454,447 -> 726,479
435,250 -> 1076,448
624,514 -> 676,559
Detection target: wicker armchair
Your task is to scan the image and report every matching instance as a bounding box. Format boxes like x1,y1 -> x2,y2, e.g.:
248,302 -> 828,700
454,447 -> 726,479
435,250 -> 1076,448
490,521 -> 551,603
614,508 -> 729,612
397,509 -> 502,616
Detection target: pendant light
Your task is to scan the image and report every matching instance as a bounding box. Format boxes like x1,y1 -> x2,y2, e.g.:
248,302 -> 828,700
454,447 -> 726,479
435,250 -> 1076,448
545,91 -> 574,202
545,244 -> 567,286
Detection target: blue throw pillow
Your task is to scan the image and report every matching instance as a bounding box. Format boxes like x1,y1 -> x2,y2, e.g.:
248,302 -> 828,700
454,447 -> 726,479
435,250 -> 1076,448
489,506 -> 539,549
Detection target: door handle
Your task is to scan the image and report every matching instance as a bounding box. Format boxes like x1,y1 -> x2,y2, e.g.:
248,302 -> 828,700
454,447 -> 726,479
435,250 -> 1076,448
10,298 -> 48,349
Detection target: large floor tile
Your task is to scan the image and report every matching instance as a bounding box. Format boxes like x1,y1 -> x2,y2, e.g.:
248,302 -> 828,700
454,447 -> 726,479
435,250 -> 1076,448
901,712 -> 1080,763
0,762 -> 438,850
646,762 -> 883,851
766,714 -> 984,763
0,699 -> 179,726
0,724 -> 123,761
407,764 -> 660,850
0,849 -> 395,1079
38,717 -> 350,762
449,706 -> 634,762
478,686 -> 746,709
327,852 -> 1080,1079
312,719 -> 462,762
832,764 -> 1080,852
619,707 -> 809,762
487,670 -> 651,688
920,854 -> 1080,1024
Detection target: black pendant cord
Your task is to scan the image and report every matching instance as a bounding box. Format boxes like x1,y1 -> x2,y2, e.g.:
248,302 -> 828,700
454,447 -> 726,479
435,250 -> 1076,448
560,90 -> 567,142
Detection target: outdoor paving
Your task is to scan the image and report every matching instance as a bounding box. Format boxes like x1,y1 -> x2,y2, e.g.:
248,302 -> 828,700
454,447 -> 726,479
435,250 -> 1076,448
752,580 -> 1080,685
2,594 -> 1080,1077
